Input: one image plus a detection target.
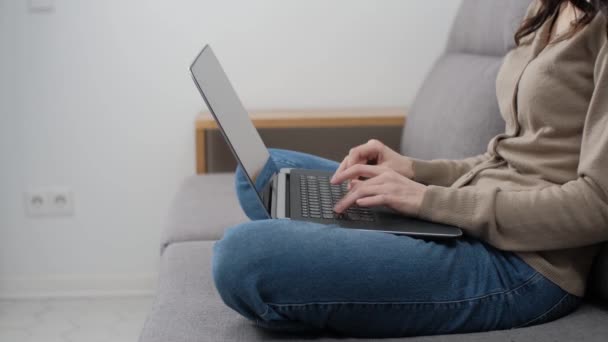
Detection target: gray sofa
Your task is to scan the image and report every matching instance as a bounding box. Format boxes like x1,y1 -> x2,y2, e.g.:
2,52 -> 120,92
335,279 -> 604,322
139,1 -> 608,341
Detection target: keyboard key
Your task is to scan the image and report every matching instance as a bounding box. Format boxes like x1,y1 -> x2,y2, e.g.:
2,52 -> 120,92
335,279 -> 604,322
346,213 -> 360,220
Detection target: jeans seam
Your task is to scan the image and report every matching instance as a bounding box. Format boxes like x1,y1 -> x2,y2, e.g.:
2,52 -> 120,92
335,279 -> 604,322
265,272 -> 542,308
260,304 -> 271,319
514,292 -> 570,329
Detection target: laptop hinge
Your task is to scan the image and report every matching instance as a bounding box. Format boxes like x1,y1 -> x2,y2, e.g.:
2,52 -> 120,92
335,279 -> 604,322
284,172 -> 291,217
261,178 -> 273,215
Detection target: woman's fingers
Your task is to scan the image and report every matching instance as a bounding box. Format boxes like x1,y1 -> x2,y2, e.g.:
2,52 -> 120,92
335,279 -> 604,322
356,194 -> 389,208
331,164 -> 386,185
349,172 -> 389,189
332,157 -> 349,182
345,140 -> 382,169
347,178 -> 362,190
331,140 -> 385,183
334,183 -> 386,213
331,168 -> 426,216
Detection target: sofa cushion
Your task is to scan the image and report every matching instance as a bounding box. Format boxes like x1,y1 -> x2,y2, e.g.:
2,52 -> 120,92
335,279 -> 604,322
399,0 -> 530,158
139,240 -> 608,342
161,173 -> 246,252
400,53 -> 506,160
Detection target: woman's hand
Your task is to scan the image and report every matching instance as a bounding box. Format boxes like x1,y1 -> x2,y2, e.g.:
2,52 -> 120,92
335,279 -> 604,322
331,139 -> 414,184
331,164 -> 427,217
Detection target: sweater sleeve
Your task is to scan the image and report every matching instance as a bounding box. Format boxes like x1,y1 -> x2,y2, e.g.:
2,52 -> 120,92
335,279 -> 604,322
417,40 -> 608,252
410,153 -> 492,187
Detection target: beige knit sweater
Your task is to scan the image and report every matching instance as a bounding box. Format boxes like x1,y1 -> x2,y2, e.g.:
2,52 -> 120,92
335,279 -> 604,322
412,2 -> 608,296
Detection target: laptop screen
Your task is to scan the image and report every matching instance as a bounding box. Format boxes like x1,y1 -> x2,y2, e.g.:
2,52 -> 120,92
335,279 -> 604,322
190,45 -> 277,215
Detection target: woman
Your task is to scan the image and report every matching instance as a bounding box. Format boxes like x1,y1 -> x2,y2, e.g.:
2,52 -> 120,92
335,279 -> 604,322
212,0 -> 608,337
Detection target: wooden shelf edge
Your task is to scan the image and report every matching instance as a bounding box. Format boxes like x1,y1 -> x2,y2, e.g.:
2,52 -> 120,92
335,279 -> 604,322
196,108 -> 407,130
195,108 -> 407,174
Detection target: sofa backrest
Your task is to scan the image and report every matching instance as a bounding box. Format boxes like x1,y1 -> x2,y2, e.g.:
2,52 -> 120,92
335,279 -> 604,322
400,0 -> 530,159
400,0 -> 607,301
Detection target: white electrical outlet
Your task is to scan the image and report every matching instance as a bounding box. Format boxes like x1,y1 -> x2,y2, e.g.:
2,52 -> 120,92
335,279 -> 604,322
24,191 -> 47,217
47,188 -> 74,216
24,187 -> 74,217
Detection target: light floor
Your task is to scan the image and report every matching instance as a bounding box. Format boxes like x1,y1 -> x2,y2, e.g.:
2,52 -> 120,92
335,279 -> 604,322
0,296 -> 153,342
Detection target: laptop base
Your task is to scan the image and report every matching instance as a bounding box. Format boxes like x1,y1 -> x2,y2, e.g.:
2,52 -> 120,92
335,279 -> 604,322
275,168 -> 463,239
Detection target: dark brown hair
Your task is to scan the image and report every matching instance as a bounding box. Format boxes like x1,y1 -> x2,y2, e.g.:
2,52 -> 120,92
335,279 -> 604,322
515,0 -> 608,45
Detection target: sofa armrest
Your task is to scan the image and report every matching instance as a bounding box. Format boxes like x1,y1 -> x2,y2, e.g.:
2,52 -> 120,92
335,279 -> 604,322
196,108 -> 407,174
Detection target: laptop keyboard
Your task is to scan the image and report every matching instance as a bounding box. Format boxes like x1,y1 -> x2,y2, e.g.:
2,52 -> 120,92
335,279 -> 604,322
299,175 -> 376,222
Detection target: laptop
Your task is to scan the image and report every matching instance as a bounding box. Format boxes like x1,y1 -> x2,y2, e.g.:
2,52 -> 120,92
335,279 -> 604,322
190,45 -> 462,238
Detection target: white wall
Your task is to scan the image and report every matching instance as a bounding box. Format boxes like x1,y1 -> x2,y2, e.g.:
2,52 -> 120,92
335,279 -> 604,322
0,0 -> 24,295
0,0 -> 462,297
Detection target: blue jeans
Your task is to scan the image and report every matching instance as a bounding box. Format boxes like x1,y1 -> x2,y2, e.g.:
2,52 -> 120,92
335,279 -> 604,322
212,149 -> 582,338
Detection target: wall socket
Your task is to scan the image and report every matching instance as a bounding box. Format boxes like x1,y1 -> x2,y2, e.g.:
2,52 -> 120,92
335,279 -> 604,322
24,187 -> 74,217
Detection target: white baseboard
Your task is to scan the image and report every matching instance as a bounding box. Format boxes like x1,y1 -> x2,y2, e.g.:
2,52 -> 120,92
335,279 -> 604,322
0,273 -> 158,299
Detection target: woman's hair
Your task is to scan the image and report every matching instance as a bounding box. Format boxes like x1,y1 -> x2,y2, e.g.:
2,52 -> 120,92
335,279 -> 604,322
515,0 -> 608,45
